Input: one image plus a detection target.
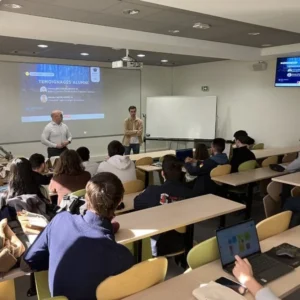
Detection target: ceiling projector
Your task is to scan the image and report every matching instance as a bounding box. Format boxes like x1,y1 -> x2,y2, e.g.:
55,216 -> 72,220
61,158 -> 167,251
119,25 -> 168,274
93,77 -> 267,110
112,49 -> 143,70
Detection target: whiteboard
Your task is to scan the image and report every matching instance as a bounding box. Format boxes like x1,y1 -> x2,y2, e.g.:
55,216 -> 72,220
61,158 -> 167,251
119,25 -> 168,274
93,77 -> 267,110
146,96 -> 217,139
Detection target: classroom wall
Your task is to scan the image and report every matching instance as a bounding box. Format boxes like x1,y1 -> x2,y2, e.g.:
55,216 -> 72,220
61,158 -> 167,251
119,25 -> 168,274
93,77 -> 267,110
172,59 -> 300,148
0,55 -> 172,160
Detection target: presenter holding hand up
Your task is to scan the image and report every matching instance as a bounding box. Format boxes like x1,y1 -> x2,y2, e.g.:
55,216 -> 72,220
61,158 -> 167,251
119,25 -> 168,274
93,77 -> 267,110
41,110 -> 72,158
123,106 -> 143,155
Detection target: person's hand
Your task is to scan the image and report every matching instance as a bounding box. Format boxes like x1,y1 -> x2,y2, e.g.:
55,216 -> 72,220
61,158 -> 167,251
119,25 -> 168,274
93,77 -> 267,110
56,144 -> 63,149
61,141 -> 70,147
233,255 -> 254,285
185,157 -> 193,163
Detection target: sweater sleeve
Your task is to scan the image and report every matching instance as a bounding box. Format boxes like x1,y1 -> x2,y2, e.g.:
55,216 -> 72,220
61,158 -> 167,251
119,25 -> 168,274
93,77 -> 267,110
255,288 -> 279,300
134,187 -> 159,210
286,156 -> 300,173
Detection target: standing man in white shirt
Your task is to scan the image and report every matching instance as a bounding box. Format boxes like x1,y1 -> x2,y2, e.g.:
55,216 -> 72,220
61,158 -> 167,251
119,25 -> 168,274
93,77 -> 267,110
41,110 -> 72,158
122,106 -> 143,155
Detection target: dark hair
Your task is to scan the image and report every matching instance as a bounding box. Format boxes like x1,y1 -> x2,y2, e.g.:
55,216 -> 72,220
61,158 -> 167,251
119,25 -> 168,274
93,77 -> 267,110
212,138 -> 226,153
76,147 -> 90,162
108,140 -> 125,157
234,130 -> 248,139
29,153 -> 45,170
128,106 -> 137,112
86,172 -> 124,218
162,156 -> 183,181
54,150 -> 84,176
7,158 -> 43,199
247,136 -> 255,145
194,143 -> 209,161
236,135 -> 252,145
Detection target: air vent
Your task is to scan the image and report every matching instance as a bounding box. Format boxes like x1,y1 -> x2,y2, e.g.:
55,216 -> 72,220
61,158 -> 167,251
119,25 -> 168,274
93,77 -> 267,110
10,50 -> 40,55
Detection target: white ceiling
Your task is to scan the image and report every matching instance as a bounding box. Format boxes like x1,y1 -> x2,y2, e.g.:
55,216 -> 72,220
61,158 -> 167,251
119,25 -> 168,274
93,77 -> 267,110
143,0 -> 300,34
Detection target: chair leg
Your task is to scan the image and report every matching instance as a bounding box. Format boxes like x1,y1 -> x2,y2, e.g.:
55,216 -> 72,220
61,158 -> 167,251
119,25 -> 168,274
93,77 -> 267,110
0,280 -> 16,300
27,273 -> 37,297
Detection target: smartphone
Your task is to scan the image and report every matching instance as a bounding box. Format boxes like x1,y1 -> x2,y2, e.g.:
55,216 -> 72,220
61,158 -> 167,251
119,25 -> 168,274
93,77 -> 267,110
215,277 -> 247,295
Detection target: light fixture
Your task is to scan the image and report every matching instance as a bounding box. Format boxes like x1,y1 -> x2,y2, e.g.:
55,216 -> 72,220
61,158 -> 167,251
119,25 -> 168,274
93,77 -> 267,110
123,9 -> 140,15
261,44 -> 272,47
193,23 -> 211,29
3,3 -> 22,9
38,44 -> 48,48
168,29 -> 180,34
248,32 -> 260,36
137,54 -> 145,58
80,53 -> 89,56
161,59 -> 168,63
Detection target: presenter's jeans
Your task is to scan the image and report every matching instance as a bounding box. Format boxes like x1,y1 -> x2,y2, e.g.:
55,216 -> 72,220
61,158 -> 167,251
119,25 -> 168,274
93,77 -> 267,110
125,144 -> 140,155
47,147 -> 67,158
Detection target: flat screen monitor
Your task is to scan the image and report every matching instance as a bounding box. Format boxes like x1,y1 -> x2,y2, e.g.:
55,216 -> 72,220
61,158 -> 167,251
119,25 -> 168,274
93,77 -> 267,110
275,57 -> 300,87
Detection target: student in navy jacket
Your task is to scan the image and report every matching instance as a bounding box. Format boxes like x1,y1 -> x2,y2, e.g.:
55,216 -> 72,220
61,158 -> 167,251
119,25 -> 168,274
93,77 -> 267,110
134,155 -> 194,256
184,138 -> 229,196
21,173 -> 134,300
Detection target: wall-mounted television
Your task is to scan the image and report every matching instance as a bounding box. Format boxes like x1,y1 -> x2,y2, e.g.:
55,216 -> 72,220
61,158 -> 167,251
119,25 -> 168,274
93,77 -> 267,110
275,57 -> 300,87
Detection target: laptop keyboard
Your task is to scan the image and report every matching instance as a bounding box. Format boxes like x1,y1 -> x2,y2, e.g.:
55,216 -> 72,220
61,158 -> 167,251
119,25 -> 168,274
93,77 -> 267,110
249,255 -> 279,274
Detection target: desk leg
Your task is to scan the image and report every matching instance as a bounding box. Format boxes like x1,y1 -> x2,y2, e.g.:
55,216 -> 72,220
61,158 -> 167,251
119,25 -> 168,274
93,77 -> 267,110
219,215 -> 226,228
27,273 -> 36,297
134,240 -> 143,263
145,172 -> 149,188
245,183 -> 254,219
184,224 -> 194,267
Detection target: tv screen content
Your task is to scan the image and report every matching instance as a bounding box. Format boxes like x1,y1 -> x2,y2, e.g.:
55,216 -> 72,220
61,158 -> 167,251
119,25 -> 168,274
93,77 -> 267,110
275,57 -> 300,87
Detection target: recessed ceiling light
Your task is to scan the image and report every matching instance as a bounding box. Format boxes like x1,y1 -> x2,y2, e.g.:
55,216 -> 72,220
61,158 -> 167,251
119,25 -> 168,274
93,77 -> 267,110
137,54 -> 145,58
38,44 -> 48,48
123,9 -> 140,15
80,53 -> 89,56
3,3 -> 22,9
261,44 -> 272,47
161,59 -> 168,63
168,29 -> 180,34
193,23 -> 211,29
248,32 -> 260,36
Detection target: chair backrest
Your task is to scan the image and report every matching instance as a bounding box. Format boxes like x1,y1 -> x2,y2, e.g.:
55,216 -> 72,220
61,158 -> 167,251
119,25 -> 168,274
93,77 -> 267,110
187,237 -> 219,269
256,211 -> 292,241
266,181 -> 282,202
282,152 -> 298,164
263,194 -> 281,218
44,297 -> 68,300
96,257 -> 168,300
135,157 -> 153,166
238,160 -> 257,172
291,186 -> 300,197
40,186 -> 50,200
261,156 -> 278,167
210,164 -> 231,177
252,143 -> 264,150
70,189 -> 86,198
123,180 -> 145,194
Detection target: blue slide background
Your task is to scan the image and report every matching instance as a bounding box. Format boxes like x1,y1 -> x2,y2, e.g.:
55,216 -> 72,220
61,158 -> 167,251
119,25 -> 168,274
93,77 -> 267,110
20,63 -> 104,122
275,57 -> 300,87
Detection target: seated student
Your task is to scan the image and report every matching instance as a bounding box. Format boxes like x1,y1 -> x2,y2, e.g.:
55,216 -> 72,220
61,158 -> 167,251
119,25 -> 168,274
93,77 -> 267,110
97,140 -> 136,183
49,150 -> 91,205
21,173 -> 133,300
233,130 -> 255,147
185,138 -> 229,196
230,135 -> 256,173
76,146 -> 99,177
134,156 -> 194,256
29,153 -> 52,185
285,155 -> 300,173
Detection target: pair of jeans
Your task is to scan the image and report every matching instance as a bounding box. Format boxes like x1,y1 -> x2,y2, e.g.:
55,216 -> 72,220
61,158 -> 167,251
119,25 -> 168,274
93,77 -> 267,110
47,147 -> 67,158
124,144 -> 140,155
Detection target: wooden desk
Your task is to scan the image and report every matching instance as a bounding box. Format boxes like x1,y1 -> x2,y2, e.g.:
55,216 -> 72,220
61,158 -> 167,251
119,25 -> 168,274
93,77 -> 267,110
212,165 -> 288,218
252,145 -> 300,160
115,192 -> 139,215
124,226 -> 300,300
272,172 -> 300,187
136,165 -> 162,187
129,150 -> 175,161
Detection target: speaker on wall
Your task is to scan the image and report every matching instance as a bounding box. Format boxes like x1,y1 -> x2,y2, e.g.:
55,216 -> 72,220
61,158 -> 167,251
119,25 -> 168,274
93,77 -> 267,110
252,61 -> 268,71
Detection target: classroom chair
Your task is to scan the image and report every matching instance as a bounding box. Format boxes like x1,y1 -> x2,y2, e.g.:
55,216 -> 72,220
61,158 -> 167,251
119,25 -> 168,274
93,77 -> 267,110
135,157 -> 154,186
186,237 -> 219,270
263,195 -> 281,218
96,257 -> 168,300
267,181 -> 282,202
256,211 -> 292,241
261,156 -> 278,167
123,180 -> 144,195
40,186 -> 51,200
282,152 -> 298,164
210,164 -> 231,178
252,143 -> 264,150
70,189 -> 86,198
238,160 -> 257,172
291,186 -> 300,197
0,281 -> 16,300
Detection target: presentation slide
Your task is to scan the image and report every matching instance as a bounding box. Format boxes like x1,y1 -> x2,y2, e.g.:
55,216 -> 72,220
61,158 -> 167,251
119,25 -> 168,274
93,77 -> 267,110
20,63 -> 104,122
275,57 -> 300,87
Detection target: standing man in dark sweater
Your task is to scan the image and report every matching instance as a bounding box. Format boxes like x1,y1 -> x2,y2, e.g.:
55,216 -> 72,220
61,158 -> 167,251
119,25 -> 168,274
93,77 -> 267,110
230,135 -> 256,173
21,173 -> 133,300
134,155 -> 194,256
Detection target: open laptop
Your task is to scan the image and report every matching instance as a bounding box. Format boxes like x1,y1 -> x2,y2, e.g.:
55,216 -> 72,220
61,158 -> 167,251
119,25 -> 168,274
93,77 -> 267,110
176,148 -> 193,162
216,220 -> 294,285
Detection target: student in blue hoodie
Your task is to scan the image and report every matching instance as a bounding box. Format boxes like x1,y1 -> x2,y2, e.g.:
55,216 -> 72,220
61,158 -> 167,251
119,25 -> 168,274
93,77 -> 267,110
185,138 -> 229,196
134,155 -> 194,256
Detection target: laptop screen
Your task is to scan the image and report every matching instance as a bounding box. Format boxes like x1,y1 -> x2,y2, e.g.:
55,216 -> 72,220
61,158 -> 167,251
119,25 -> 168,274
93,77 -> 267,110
176,149 -> 193,162
216,220 -> 261,267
